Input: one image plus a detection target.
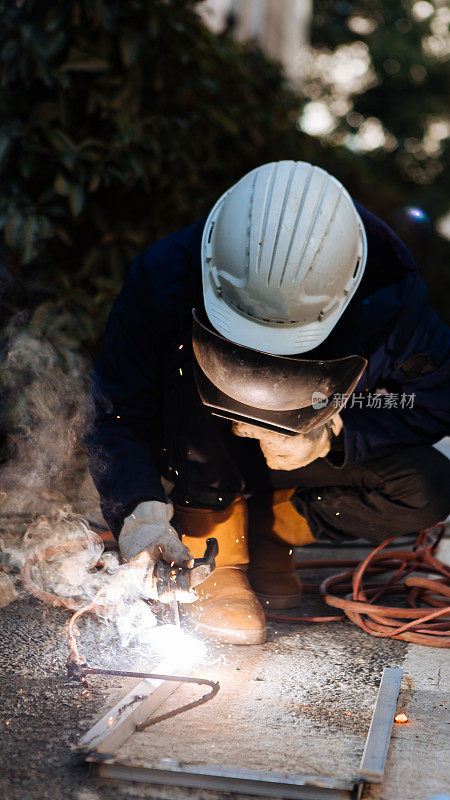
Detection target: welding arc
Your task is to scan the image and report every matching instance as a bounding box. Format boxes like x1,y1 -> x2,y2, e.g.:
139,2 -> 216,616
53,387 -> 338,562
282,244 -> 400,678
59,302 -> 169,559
63,591 -> 221,728
79,667 -> 220,730
21,541 -> 221,726
267,524 -> 450,648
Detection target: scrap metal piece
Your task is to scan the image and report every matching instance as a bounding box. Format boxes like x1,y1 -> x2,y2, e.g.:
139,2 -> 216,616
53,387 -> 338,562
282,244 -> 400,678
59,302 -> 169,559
358,667 -> 403,783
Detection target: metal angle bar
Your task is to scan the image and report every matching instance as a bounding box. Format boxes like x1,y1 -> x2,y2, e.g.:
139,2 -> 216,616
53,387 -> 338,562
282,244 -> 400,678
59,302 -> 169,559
77,663 -> 398,797
75,658 -> 187,755
358,666 -> 403,783
88,757 -> 363,800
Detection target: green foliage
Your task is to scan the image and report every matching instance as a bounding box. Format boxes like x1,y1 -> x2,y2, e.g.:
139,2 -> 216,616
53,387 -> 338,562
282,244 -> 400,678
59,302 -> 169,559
312,0 -> 450,195
0,0 -> 325,353
1,0 -> 448,355
310,0 -> 450,318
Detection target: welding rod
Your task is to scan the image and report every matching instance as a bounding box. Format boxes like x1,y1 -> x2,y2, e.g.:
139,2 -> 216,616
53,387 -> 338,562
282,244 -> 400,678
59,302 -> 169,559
170,590 -> 180,627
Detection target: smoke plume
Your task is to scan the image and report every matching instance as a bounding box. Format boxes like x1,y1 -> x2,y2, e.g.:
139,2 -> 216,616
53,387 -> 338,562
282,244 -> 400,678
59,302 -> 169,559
0,320 -> 161,652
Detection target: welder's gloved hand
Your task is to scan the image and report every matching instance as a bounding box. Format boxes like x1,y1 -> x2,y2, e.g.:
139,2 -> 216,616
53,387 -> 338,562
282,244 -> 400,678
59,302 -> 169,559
232,414 -> 343,470
118,501 -> 196,603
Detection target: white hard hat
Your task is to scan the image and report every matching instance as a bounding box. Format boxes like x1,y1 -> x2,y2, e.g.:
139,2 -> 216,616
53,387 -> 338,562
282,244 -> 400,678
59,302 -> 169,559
201,160 -> 367,355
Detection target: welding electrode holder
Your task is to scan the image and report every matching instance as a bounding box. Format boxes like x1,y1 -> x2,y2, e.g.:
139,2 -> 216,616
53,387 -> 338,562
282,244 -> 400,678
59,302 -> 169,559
154,537 -> 219,602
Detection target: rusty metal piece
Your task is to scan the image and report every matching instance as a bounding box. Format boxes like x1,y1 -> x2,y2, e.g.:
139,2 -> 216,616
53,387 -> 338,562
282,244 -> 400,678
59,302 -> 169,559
75,665 -> 220,730
76,679 -> 177,754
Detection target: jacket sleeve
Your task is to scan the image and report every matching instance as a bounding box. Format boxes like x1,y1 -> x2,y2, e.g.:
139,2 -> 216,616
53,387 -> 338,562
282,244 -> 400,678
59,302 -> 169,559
86,253 -> 168,537
341,277 -> 450,464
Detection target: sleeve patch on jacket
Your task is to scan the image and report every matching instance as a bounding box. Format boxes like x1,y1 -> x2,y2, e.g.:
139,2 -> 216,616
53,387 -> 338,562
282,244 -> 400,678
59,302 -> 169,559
399,352 -> 436,378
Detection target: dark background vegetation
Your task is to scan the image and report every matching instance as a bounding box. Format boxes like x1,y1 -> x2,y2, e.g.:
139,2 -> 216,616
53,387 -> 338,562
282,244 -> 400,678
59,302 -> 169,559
1,0 -> 449,365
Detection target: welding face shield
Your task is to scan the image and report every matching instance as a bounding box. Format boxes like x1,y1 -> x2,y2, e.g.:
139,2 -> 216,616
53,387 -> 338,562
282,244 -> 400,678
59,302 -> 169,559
192,310 -> 367,435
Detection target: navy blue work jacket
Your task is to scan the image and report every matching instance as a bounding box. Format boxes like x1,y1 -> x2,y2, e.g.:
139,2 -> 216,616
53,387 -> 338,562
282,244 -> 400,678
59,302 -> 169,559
88,204 -> 450,534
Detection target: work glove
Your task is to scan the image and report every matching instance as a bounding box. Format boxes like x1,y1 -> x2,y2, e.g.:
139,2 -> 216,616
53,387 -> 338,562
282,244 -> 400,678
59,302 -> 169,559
118,501 -> 196,603
232,414 -> 343,470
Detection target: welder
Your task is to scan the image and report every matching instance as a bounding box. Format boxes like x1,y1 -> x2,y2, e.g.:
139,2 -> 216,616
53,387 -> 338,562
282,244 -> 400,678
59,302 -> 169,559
88,161 -> 450,645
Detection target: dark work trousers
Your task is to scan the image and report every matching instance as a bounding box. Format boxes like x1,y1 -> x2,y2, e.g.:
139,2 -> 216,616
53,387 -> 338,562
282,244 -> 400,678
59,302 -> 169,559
163,379 -> 450,545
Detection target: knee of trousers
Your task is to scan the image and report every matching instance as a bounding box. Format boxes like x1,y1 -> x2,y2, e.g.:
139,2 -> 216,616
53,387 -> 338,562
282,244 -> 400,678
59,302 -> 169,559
394,447 -> 450,530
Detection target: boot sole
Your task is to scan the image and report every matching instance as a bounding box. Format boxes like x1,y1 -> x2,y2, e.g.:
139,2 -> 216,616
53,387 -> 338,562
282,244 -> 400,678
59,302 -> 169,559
255,592 -> 302,610
189,621 -> 266,645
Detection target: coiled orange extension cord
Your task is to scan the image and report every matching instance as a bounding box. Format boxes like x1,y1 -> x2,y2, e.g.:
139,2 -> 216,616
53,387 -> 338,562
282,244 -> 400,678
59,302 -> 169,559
266,524 -> 450,648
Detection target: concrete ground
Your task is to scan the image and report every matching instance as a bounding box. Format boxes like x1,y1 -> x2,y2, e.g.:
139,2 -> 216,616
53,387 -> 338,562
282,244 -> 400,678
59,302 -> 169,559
0,532 -> 448,800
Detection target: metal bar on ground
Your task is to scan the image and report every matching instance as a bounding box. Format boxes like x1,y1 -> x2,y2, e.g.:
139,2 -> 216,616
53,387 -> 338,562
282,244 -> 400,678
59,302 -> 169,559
358,666 -> 403,783
87,757 -> 363,800
78,664 -> 399,797
75,658 -> 187,755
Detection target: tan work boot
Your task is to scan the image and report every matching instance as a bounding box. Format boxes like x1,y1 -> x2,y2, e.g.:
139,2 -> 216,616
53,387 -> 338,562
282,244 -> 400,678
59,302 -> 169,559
173,497 -> 266,645
248,489 -> 316,609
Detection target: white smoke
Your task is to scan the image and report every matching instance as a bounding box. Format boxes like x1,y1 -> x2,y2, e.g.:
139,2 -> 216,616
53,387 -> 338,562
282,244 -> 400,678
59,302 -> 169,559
0,323 -> 208,669
0,319 -> 90,513
21,511 -> 111,600
0,322 -> 161,650
17,508 -> 162,650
